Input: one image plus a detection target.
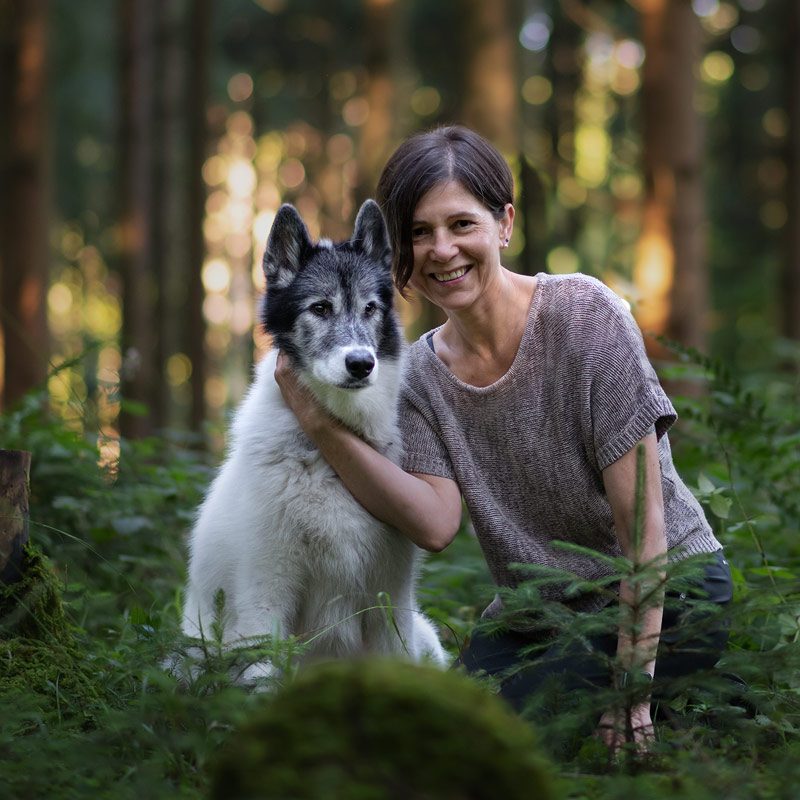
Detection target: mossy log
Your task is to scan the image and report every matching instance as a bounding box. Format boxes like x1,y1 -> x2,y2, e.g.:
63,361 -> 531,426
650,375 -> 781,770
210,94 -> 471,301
0,449 -> 32,585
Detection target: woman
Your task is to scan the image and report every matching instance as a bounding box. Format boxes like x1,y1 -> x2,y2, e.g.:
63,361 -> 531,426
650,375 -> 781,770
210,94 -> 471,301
274,125 -> 731,752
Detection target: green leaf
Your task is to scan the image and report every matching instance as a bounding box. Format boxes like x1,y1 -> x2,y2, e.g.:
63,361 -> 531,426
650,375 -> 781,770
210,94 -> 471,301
697,472 -> 716,495
708,493 -> 732,519
129,606 -> 149,625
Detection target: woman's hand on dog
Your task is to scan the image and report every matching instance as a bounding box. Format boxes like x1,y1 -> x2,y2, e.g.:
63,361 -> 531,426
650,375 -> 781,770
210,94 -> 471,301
274,351 -> 336,437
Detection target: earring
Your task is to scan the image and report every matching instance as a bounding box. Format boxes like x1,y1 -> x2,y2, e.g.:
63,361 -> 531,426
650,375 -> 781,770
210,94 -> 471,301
501,237 -> 509,249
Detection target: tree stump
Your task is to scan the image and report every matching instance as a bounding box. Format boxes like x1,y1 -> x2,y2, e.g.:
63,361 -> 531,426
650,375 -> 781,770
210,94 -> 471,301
0,450 -> 32,585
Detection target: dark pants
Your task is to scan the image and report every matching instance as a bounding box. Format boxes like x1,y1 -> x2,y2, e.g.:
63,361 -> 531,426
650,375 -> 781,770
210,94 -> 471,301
458,550 -> 733,713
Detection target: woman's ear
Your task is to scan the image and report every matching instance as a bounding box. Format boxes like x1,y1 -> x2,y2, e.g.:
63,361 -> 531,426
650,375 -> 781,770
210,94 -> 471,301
499,203 -> 515,248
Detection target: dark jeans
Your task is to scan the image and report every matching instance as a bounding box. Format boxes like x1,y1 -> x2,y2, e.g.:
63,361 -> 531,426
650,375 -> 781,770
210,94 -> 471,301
458,550 -> 733,713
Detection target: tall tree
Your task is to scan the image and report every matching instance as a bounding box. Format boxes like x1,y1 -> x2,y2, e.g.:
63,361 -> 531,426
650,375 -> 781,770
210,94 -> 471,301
634,0 -> 707,352
117,0 -> 160,438
0,0 -> 49,409
353,0 -> 408,206
544,5 -> 582,251
185,0 -> 210,433
459,0 -> 519,154
784,0 -> 800,342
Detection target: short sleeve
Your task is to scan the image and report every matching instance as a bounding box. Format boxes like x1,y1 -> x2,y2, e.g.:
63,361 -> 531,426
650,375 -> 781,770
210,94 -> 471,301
397,388 -> 456,480
586,287 -> 677,470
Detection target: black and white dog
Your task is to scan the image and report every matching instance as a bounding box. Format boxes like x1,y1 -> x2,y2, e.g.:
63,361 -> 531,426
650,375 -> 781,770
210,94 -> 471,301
181,200 -> 446,681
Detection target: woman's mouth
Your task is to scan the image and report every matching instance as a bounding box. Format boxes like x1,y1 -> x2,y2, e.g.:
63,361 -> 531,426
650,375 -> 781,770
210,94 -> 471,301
431,266 -> 470,283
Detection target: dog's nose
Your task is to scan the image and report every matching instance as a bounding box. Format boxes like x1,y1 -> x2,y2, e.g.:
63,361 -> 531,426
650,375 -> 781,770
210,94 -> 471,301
345,351 -> 375,379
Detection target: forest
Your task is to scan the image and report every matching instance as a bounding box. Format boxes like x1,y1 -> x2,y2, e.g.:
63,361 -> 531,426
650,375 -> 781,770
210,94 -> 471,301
1,0 -> 799,797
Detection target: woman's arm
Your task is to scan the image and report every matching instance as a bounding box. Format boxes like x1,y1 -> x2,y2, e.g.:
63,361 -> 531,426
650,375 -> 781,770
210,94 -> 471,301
274,352 -> 462,552
598,431 -> 667,752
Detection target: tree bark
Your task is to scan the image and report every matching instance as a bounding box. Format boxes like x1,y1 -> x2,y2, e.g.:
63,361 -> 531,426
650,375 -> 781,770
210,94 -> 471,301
783,0 -> 800,341
0,0 -> 49,410
635,0 -> 707,353
118,0 -> 159,438
459,0 -> 519,153
545,7 -> 582,250
353,0 -> 398,207
186,0 -> 210,433
0,450 -> 31,585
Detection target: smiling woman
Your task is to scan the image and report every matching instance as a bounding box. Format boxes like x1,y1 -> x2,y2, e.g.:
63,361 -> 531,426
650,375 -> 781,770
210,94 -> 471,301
274,125 -> 731,756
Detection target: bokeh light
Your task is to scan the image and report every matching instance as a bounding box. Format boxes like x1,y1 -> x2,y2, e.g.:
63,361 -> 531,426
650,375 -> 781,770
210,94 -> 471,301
519,13 -> 552,52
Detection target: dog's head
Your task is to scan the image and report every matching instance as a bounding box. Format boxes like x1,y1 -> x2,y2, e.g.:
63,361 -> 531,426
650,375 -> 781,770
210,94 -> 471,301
261,200 -> 401,390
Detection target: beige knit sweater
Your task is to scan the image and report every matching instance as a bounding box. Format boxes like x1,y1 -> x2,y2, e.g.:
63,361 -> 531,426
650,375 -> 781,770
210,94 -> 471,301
398,272 -> 721,614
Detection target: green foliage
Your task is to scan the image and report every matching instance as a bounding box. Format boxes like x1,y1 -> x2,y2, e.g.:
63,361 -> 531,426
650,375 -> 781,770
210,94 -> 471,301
0,390 -> 212,632
1,347 -> 799,798
1,545 -> 105,734
209,658 -> 556,800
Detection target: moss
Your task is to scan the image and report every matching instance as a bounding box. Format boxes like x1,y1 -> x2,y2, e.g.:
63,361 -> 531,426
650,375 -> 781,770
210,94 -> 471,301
0,545 -> 67,641
210,659 -> 556,800
0,546 -> 103,729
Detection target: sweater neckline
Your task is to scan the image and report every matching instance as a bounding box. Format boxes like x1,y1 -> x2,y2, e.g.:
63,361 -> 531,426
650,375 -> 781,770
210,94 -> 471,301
418,272 -> 547,394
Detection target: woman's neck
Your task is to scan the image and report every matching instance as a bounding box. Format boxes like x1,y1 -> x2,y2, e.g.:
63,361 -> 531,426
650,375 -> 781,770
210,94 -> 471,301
434,269 -> 538,385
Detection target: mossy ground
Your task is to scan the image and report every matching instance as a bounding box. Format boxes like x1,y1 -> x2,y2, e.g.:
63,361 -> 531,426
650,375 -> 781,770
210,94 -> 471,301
1,546 -> 104,731
210,658 -> 556,800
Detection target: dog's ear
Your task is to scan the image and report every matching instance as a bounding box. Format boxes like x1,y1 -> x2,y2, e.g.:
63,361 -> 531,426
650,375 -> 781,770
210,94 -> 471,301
262,204 -> 313,290
351,199 -> 391,268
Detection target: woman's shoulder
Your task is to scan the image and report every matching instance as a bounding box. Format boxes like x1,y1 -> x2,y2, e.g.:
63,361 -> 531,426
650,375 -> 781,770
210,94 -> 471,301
538,272 -> 634,335
539,271 -> 626,312
405,329 -> 438,365
401,333 -> 444,396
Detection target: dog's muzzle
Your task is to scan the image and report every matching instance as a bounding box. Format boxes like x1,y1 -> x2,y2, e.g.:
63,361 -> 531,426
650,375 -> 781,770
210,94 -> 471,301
345,349 -> 375,380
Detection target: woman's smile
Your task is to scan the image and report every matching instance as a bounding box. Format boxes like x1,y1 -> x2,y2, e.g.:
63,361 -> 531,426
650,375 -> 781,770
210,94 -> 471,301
431,265 -> 472,283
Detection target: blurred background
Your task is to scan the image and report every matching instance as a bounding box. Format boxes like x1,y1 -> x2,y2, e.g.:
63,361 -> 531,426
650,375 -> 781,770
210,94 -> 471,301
1,0 -> 797,454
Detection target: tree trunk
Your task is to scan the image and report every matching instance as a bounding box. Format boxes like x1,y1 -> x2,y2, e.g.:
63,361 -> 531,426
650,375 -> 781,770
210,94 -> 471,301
635,0 -> 707,353
544,4 -> 582,251
353,0 -> 400,207
118,0 -> 159,438
783,0 -> 800,341
186,0 -> 210,434
459,0 -> 519,153
0,0 -> 49,410
151,0 -> 171,431
0,450 -> 31,585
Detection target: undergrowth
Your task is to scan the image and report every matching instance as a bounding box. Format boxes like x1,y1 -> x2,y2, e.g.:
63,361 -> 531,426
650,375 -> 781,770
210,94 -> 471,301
0,341 -> 798,798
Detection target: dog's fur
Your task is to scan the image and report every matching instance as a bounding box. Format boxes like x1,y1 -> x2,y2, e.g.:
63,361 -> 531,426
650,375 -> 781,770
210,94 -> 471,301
181,200 -> 446,680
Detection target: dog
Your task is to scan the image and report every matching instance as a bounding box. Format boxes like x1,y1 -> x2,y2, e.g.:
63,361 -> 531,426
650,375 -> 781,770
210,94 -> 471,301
181,199 -> 447,682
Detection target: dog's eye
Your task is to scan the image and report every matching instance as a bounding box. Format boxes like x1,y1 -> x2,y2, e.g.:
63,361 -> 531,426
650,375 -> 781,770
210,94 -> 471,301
364,302 -> 378,318
309,301 -> 332,317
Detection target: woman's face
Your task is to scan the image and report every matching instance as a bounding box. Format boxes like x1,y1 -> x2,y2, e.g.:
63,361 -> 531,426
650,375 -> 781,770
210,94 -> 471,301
408,180 -> 513,313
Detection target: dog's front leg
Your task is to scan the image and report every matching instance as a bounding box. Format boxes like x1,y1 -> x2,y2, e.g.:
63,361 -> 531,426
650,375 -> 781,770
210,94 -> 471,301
228,575 -> 299,687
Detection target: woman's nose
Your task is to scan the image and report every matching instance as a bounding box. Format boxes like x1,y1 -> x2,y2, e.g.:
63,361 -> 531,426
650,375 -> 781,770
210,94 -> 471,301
430,229 -> 456,261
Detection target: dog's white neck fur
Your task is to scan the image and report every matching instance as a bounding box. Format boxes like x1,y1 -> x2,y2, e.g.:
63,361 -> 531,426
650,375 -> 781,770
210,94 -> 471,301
245,349 -> 404,454
303,355 -> 404,450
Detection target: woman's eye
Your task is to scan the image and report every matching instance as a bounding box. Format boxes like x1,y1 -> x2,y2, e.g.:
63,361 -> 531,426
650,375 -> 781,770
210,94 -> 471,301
364,302 -> 378,317
454,219 -> 474,230
309,302 -> 332,317
411,227 -> 427,239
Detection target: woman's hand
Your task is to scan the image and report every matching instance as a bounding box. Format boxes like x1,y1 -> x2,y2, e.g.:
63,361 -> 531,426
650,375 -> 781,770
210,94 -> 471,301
274,351 -> 336,437
273,350 -> 461,551
595,702 -> 655,756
